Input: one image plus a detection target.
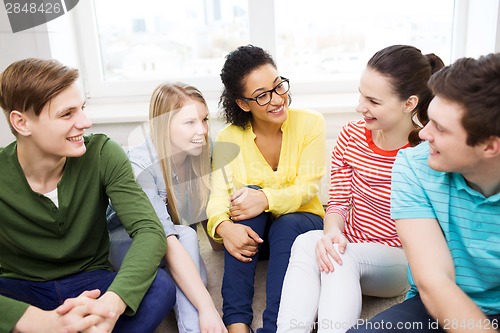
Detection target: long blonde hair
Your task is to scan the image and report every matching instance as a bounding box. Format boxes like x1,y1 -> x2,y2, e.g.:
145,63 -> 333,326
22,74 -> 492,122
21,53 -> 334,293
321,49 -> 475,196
149,83 -> 211,225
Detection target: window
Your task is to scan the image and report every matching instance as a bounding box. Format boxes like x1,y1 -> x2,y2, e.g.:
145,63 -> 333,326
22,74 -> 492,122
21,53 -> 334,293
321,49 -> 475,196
93,0 -> 249,82
76,0 -> 457,99
275,0 -> 454,86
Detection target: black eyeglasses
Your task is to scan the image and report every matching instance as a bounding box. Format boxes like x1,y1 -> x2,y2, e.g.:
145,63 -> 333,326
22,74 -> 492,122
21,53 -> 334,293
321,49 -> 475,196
241,78 -> 290,106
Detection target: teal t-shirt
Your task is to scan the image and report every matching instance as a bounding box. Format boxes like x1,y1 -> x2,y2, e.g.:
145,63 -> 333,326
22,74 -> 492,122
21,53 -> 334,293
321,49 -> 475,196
391,141 -> 500,315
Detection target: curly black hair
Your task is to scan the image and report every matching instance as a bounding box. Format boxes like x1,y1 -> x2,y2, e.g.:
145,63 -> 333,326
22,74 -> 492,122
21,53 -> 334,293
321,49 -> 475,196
219,45 -> 277,129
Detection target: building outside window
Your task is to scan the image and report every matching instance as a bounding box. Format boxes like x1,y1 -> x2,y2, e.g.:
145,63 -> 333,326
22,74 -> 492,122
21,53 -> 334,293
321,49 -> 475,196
77,0 -> 456,99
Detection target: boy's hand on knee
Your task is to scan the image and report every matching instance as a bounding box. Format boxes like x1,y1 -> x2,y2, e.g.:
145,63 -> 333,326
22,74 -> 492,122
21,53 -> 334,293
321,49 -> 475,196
56,289 -> 101,315
55,290 -> 125,333
56,289 -> 111,332
13,302 -> 110,333
13,305 -> 68,333
88,291 -> 126,332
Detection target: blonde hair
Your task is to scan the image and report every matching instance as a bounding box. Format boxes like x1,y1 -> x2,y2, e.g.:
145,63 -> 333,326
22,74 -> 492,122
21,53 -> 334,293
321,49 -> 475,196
149,83 -> 211,225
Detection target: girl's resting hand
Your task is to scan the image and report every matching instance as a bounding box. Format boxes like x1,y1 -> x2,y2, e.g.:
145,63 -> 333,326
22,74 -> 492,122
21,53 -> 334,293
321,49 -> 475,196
217,220 -> 263,262
315,230 -> 348,273
198,304 -> 228,333
229,187 -> 268,221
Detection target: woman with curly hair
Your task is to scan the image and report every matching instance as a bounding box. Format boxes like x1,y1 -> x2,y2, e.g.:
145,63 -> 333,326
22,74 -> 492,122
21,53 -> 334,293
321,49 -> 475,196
206,45 -> 326,333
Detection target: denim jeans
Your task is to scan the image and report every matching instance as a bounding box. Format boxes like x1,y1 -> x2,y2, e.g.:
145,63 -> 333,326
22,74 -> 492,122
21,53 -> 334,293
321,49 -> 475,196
109,224 -> 207,333
347,295 -> 500,333
221,211 -> 323,333
0,269 -> 176,333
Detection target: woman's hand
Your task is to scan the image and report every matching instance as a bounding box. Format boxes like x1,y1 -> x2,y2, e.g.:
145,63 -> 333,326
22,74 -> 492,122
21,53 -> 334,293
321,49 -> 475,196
216,220 -> 263,262
198,304 -> 228,333
229,187 -> 268,221
315,229 -> 348,273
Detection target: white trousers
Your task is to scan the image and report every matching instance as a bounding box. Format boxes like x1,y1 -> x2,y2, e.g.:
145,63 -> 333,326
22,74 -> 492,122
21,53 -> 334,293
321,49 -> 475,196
277,230 -> 408,333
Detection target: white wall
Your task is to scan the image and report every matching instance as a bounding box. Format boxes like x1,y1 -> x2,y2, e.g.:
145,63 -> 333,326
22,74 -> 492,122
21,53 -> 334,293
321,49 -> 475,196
0,8 -> 51,144
463,0 -> 500,58
0,6 -> 81,145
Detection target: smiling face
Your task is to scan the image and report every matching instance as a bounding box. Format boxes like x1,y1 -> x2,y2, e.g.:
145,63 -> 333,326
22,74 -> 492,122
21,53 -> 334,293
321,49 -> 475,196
168,98 -> 209,160
419,95 -> 484,176
356,67 -> 410,132
24,83 -> 92,159
237,64 -> 289,129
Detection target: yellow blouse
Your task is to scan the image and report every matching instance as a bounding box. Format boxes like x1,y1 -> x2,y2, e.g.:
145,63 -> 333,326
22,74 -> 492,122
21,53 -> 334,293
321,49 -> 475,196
206,108 -> 326,242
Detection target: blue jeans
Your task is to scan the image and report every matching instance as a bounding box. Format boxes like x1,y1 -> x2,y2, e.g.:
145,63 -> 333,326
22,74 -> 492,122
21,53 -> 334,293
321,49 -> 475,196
0,269 -> 176,333
109,224 -> 208,333
347,295 -> 500,332
222,212 -> 323,333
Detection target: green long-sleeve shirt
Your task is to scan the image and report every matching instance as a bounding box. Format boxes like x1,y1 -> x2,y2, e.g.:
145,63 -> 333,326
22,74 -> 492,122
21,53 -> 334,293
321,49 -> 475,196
0,134 -> 166,332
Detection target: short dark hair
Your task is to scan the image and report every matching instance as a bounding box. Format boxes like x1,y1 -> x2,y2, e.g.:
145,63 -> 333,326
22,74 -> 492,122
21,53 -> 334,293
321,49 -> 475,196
367,45 -> 445,146
428,53 -> 500,146
0,58 -> 79,135
219,45 -> 277,129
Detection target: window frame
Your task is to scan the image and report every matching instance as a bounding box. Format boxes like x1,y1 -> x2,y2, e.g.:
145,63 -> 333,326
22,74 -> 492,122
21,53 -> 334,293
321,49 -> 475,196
74,0 -> 467,101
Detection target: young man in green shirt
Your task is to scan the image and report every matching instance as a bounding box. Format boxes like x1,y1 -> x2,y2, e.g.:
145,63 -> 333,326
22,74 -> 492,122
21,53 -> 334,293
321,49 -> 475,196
0,58 -> 176,333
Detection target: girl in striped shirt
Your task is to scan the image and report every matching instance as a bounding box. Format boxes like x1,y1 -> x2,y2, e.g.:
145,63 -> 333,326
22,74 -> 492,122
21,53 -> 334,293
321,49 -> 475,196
277,45 -> 444,333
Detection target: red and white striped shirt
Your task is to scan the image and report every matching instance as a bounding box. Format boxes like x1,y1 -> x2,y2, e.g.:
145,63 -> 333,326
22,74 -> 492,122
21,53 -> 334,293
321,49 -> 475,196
326,120 -> 409,247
